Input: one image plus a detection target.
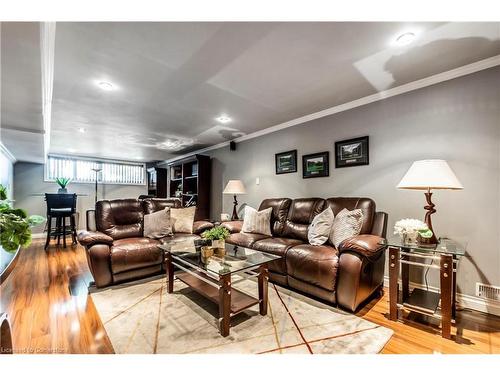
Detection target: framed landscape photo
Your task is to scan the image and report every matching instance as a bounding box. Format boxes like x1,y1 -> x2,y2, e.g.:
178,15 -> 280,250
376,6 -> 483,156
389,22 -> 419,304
302,152 -> 329,178
275,150 -> 297,174
335,136 -> 369,168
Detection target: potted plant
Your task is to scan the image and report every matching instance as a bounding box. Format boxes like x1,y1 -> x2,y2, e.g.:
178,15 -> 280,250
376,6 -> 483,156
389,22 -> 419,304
0,184 -> 45,253
55,177 -> 71,193
201,226 -> 230,252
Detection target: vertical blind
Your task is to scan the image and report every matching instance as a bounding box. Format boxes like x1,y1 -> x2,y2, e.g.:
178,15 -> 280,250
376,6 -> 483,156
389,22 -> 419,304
46,156 -> 145,185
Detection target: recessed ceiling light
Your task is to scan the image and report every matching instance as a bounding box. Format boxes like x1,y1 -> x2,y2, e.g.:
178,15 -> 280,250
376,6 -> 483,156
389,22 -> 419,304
78,127 -> 86,133
395,32 -> 417,46
216,115 -> 232,124
97,81 -> 114,91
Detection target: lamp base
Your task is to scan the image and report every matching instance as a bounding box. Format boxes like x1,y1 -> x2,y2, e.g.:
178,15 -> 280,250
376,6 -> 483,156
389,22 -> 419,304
424,191 -> 438,245
231,195 -> 239,221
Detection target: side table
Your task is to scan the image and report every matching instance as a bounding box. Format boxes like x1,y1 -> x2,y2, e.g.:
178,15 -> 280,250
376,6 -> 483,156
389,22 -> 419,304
381,237 -> 465,339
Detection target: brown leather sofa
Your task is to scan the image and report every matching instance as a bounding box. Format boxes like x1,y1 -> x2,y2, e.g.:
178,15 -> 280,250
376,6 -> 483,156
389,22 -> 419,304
77,198 -> 213,287
222,197 -> 387,312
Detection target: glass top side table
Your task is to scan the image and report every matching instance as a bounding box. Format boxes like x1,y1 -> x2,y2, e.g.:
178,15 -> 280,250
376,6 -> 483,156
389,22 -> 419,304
379,236 -> 466,340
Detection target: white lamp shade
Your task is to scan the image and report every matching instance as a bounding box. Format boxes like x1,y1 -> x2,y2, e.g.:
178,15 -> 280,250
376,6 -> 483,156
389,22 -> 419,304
223,180 -> 246,195
397,160 -> 464,190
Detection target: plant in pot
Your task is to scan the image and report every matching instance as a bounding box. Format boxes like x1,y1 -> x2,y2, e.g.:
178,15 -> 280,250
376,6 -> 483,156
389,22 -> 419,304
0,184 -> 45,253
55,177 -> 71,193
201,226 -> 230,254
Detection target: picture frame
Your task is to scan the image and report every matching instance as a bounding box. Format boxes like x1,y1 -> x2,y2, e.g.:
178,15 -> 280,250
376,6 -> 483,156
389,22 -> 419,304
335,136 -> 369,168
302,152 -> 329,178
275,150 -> 298,174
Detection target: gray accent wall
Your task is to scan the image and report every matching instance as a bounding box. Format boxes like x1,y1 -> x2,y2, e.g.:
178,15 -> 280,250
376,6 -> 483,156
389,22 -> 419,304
207,66 -> 500,298
13,162 -> 147,233
1,145 -> 14,199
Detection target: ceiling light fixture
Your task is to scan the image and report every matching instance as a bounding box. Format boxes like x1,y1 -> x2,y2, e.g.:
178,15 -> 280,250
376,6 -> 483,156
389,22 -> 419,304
78,127 -> 86,133
395,32 -> 417,46
97,81 -> 114,91
216,115 -> 232,124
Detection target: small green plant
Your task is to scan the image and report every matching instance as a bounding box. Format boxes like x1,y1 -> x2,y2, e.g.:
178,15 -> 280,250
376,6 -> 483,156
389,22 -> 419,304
201,226 -> 230,241
55,177 -> 71,189
417,228 -> 434,239
0,184 -> 45,252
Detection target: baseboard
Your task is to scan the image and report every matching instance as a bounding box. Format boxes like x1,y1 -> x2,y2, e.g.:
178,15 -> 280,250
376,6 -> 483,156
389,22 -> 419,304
383,276 -> 500,317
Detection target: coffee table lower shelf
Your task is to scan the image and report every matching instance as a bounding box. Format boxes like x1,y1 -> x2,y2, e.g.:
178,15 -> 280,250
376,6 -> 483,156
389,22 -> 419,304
176,271 -> 259,315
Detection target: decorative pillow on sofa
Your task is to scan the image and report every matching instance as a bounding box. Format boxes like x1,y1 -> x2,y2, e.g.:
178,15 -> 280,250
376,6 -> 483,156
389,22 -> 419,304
144,208 -> 172,239
241,206 -> 272,236
329,208 -> 364,248
170,206 -> 196,234
307,207 -> 334,246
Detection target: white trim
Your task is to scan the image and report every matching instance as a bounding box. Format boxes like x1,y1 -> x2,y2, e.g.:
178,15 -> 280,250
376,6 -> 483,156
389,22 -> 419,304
163,54 -> 500,164
0,142 -> 17,163
383,276 -> 500,317
40,22 -> 56,163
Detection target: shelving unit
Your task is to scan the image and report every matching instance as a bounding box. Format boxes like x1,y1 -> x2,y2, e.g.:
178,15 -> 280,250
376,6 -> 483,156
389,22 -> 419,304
166,154 -> 211,220
147,167 -> 168,198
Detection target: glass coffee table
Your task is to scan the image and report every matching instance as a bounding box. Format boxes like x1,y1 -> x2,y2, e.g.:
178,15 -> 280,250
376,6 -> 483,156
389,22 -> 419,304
158,241 -> 280,337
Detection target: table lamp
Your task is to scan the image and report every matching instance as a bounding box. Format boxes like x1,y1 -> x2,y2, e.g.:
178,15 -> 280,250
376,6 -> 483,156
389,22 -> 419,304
223,180 -> 246,220
397,160 -> 463,244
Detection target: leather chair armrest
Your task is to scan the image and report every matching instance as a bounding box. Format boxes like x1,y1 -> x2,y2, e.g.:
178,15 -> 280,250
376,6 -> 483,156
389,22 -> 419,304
221,220 -> 243,233
338,234 -> 385,259
78,230 -> 114,247
193,220 -> 214,235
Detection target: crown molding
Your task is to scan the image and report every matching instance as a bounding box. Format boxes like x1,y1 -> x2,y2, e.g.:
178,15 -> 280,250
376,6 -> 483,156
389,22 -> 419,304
0,142 -> 17,163
163,54 -> 500,164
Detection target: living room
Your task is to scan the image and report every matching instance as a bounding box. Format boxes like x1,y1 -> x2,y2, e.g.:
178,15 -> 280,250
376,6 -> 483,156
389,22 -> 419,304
1,0 -> 499,371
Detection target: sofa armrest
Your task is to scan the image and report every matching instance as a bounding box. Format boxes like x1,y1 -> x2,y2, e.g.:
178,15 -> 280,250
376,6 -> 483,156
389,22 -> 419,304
78,230 -> 114,247
338,234 -> 385,259
221,220 -> 243,233
193,220 -> 214,235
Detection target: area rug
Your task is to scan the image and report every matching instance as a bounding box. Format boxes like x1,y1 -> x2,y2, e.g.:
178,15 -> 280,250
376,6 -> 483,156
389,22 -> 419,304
90,275 -> 393,354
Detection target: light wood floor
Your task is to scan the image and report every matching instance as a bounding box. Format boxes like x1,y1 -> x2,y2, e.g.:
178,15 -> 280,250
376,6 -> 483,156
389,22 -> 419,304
1,239 -> 499,354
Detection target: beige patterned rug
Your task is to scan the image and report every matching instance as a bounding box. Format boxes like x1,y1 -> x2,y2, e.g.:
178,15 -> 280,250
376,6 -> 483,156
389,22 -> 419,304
91,275 -> 393,354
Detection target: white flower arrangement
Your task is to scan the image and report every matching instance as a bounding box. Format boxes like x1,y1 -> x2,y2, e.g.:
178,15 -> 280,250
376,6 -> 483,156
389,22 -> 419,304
394,218 -> 428,243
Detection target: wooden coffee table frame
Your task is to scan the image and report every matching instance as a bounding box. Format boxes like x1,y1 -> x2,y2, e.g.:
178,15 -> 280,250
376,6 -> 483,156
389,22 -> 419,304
165,252 -> 269,337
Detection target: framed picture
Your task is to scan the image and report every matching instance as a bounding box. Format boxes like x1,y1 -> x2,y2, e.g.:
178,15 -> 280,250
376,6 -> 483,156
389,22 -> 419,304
335,136 -> 369,168
302,152 -> 329,178
275,150 -> 297,174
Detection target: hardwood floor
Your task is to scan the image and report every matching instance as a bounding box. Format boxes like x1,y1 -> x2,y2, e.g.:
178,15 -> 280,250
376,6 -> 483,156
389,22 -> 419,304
1,239 -> 499,354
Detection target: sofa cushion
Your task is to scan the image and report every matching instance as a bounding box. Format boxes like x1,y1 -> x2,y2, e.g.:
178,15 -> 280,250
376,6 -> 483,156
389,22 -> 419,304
325,197 -> 375,235
226,232 -> 270,248
241,206 -> 272,236
253,237 -> 303,274
258,198 -> 292,236
171,206 -> 196,234
142,198 -> 181,214
286,244 -> 339,291
110,237 -> 163,274
308,207 -> 334,245
96,199 -> 144,240
144,208 -> 172,239
282,198 -> 326,241
329,208 -> 364,248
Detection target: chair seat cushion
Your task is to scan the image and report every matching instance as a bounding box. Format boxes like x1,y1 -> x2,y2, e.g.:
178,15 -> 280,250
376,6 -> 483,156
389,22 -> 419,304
226,232 -> 270,248
111,237 -> 163,274
286,244 -> 339,291
253,237 -> 303,274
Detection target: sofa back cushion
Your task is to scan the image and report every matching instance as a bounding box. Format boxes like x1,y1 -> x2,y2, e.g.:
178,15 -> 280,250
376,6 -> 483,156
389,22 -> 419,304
325,197 -> 375,235
258,198 -> 292,236
96,199 -> 144,240
142,198 -> 181,214
283,198 -> 326,241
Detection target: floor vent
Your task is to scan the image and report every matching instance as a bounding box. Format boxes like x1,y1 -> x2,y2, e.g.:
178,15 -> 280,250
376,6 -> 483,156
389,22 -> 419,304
476,283 -> 500,301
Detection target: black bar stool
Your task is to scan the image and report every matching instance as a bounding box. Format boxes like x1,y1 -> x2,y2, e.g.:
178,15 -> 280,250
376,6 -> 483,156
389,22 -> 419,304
44,193 -> 78,250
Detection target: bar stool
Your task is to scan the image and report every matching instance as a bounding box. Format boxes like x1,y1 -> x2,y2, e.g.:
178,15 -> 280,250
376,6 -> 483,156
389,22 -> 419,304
44,193 -> 78,250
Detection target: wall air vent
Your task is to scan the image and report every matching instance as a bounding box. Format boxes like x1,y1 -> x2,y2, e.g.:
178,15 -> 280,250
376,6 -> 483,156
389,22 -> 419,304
475,283 -> 500,301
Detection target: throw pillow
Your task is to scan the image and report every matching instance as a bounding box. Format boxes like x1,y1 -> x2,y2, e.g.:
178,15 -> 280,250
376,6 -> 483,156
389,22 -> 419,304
307,207 -> 334,246
329,208 -> 364,248
170,206 -> 196,234
143,208 -> 172,239
241,206 -> 272,236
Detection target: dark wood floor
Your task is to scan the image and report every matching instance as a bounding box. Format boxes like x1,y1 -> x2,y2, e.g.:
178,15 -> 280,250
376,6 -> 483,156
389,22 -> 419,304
1,239 -> 499,354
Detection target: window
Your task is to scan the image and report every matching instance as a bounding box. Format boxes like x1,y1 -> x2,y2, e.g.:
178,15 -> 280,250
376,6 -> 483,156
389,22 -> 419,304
46,156 -> 145,185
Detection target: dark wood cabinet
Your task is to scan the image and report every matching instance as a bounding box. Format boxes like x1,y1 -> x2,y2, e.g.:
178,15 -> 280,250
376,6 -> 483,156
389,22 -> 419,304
167,154 -> 211,220
147,167 -> 168,198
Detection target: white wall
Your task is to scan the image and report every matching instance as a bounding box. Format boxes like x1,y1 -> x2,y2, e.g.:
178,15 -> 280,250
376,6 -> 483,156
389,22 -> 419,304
0,144 -> 14,199
207,66 -> 500,298
13,162 -> 147,232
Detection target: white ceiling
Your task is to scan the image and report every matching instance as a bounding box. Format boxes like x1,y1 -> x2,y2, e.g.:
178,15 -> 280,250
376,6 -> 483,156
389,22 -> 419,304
1,22 -> 500,163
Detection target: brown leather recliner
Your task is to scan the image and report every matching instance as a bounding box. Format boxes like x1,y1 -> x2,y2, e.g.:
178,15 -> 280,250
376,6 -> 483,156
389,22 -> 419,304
223,197 -> 387,312
77,198 -> 213,287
